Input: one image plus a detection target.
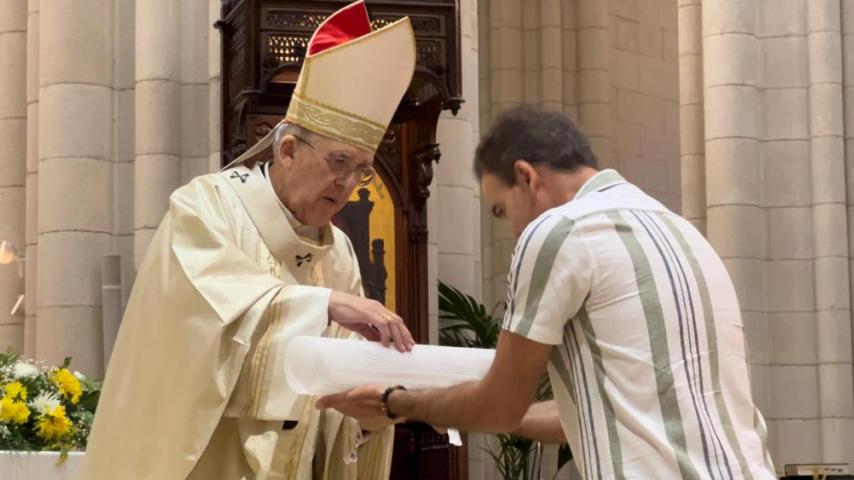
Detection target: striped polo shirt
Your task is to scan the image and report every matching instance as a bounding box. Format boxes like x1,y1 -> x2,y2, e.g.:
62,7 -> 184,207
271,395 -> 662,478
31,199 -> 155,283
503,169 -> 776,479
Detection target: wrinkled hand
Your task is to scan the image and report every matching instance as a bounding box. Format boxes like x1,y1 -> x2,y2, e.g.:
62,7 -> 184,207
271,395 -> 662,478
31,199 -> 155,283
316,384 -> 390,424
328,292 -> 414,352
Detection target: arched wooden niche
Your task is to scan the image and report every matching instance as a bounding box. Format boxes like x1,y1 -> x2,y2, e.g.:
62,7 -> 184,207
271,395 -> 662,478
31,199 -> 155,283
218,2 -> 466,478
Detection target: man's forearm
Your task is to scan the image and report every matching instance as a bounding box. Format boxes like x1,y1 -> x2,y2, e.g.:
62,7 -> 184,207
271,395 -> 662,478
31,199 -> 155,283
317,332 -> 553,436
511,400 -> 566,443
388,380 -> 526,434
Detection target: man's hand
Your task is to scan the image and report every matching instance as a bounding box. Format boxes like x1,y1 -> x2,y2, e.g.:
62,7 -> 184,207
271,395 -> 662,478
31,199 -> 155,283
316,331 -> 552,434
316,385 -> 402,431
357,416 -> 399,433
328,292 -> 414,352
316,384 -> 387,421
512,400 -> 566,443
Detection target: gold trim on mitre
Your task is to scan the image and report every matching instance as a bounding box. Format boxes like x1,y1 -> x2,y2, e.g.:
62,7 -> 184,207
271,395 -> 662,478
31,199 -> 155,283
285,93 -> 386,152
286,17 -> 416,153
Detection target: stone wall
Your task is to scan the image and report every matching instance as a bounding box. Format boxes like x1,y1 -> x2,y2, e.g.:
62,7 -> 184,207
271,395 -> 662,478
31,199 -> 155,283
478,0 -> 682,316
0,0 -> 221,378
430,0 -> 482,345
610,0 -> 681,212
0,1 -> 27,351
679,0 -> 854,470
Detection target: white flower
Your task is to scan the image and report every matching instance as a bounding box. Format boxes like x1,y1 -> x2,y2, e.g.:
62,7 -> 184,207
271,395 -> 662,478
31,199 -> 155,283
73,370 -> 86,381
29,392 -> 61,415
0,424 -> 9,439
12,361 -> 39,379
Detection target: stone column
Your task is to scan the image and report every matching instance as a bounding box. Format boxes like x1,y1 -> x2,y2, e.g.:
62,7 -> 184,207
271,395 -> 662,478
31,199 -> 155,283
477,0 -> 495,310
435,0 -> 482,348
701,0 -> 776,457
845,0 -> 854,440
24,0 -> 38,356
483,0 -> 523,310
682,0 -> 854,468
521,0 -> 541,104
843,0 -> 854,465
539,0 -> 563,111
209,0 -> 222,172
489,0 -> 524,116
113,0 -> 135,306
134,0 -> 182,268
38,0 -> 114,377
436,0 -> 481,303
561,0 -> 578,121
678,0 -> 706,234
0,0 -> 27,352
701,0 -> 765,395
806,0 -> 854,465
759,0 -> 813,464
576,0 -> 612,167
179,0 -> 210,183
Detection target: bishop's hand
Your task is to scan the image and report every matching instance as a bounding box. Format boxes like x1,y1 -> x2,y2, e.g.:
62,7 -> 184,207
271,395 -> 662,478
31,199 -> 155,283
328,291 -> 415,352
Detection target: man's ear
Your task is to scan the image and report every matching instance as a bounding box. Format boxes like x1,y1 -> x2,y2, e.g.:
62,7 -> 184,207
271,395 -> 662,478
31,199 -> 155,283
277,135 -> 298,167
513,160 -> 538,191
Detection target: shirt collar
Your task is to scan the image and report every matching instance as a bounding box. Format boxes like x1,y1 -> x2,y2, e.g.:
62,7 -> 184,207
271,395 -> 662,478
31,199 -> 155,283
574,169 -> 627,200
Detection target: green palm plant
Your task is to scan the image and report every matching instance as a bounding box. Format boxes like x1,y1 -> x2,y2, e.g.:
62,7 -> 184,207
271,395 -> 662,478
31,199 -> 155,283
438,281 -> 572,480
438,281 -> 501,349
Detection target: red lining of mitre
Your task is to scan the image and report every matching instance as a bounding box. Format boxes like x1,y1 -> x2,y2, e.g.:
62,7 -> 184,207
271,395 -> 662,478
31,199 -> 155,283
307,0 -> 372,56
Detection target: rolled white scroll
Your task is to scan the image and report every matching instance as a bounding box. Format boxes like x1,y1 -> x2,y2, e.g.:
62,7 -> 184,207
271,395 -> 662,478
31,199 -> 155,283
284,336 -> 496,396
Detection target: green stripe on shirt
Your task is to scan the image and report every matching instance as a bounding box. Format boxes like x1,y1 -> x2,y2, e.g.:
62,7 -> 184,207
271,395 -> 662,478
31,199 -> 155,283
550,347 -> 576,403
514,217 -> 576,336
607,211 -> 700,479
578,308 -> 625,480
657,212 -> 754,480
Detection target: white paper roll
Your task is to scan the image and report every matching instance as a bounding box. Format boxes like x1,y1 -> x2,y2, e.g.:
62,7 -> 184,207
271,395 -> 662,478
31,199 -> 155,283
284,336 -> 496,396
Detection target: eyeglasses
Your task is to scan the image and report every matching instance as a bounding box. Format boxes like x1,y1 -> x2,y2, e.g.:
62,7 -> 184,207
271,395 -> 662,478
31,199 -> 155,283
293,135 -> 375,186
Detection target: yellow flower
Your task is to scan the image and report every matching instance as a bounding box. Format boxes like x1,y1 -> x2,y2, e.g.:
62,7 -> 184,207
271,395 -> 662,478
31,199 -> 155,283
12,401 -> 30,424
0,397 -> 31,424
53,368 -> 81,405
3,381 -> 27,401
36,405 -> 72,441
0,397 -> 13,423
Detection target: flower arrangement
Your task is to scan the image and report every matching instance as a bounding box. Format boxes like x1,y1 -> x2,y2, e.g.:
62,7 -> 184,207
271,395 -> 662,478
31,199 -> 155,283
0,350 -> 101,455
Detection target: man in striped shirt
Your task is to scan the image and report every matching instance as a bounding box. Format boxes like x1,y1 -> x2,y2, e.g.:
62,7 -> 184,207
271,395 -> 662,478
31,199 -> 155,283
318,106 -> 776,479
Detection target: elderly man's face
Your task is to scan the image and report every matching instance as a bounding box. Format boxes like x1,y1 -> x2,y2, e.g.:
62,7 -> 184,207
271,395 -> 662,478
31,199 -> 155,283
276,132 -> 374,226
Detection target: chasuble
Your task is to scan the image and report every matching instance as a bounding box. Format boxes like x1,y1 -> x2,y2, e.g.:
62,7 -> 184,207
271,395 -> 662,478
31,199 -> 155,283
80,164 -> 393,480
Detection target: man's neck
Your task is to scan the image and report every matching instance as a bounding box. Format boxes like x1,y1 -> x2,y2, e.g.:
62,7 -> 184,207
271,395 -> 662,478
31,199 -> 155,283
543,165 -> 599,205
268,162 -> 294,213
266,162 -> 323,242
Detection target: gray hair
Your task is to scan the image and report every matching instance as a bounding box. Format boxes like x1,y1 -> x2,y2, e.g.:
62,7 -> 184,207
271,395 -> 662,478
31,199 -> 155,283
272,122 -> 314,158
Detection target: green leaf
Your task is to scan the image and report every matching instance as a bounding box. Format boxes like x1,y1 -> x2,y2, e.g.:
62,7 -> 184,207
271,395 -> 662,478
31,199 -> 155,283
438,281 -> 502,349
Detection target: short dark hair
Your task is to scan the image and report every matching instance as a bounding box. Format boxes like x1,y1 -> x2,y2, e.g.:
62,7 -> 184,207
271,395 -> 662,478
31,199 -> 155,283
474,105 -> 599,184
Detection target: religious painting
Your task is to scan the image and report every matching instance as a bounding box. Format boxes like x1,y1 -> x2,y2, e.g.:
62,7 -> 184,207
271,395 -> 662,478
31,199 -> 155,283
332,173 -> 397,312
